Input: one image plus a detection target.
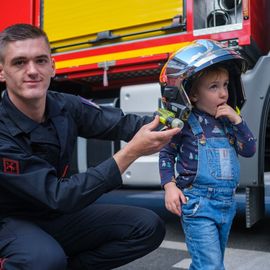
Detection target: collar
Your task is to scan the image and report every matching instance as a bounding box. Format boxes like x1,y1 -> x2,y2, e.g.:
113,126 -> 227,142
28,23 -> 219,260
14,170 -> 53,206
1,90 -> 62,136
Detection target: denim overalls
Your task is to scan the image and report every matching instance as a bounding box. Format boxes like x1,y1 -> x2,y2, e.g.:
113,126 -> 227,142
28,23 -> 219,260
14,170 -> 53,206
181,113 -> 240,270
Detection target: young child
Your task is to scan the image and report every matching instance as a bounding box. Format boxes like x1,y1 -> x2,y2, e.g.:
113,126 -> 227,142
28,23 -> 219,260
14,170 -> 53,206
159,39 -> 256,270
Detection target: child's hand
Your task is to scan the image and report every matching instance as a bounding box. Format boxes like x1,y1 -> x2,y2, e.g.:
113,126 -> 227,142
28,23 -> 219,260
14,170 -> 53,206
164,182 -> 187,216
215,104 -> 242,125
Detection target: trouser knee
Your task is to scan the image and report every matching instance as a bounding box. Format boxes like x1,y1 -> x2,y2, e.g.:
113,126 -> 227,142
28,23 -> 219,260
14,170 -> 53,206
29,245 -> 67,270
3,245 -> 67,270
149,212 -> 166,247
135,208 -> 166,249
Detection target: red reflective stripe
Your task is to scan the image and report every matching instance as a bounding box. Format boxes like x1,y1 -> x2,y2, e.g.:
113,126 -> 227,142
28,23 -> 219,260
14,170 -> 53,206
0,258 -> 6,270
61,165 -> 69,178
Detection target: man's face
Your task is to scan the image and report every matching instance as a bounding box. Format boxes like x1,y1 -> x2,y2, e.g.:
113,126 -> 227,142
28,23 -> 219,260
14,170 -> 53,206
0,37 -> 55,104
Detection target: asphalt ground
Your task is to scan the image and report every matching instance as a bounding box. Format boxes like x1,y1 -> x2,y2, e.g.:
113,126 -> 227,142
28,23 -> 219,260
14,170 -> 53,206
95,187 -> 270,270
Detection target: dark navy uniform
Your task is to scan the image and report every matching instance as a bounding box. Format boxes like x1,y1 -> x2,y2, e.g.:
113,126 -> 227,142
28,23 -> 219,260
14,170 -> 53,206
0,91 -> 165,270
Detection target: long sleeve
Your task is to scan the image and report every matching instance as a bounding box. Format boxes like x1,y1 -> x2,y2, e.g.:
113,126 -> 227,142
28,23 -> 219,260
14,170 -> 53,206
232,120 -> 256,157
159,141 -> 178,187
0,137 -> 122,215
0,91 -> 153,217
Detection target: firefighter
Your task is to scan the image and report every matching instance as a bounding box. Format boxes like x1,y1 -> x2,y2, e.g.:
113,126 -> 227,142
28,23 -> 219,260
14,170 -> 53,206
0,24 -> 180,270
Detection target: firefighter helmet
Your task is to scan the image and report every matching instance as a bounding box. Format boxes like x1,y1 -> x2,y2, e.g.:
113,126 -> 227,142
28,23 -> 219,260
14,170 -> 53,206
160,39 -> 248,110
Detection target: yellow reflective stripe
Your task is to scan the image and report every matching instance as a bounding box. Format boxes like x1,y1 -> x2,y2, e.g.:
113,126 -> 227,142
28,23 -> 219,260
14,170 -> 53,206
55,42 -> 191,70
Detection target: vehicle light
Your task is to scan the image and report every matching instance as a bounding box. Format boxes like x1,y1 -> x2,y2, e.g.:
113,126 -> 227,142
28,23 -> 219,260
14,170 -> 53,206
218,0 -> 242,12
207,9 -> 231,27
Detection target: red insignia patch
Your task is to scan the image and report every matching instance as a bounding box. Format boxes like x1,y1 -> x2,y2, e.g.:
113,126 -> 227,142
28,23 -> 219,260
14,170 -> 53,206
3,158 -> 19,174
0,258 -> 7,270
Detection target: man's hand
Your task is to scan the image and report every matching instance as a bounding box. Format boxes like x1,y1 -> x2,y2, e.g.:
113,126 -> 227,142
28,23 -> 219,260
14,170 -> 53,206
164,182 -> 186,216
114,116 -> 180,174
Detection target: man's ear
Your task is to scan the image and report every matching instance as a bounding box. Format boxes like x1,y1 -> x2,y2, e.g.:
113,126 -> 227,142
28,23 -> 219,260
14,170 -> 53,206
51,58 -> 56,78
0,64 -> 5,82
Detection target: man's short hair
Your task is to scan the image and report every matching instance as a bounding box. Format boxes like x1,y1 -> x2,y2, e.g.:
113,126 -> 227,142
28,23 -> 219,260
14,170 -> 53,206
0,24 -> 50,62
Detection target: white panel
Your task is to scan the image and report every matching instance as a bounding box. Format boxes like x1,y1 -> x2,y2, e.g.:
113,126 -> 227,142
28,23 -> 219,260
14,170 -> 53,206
120,83 -> 161,114
120,83 -> 162,186
122,156 -> 160,186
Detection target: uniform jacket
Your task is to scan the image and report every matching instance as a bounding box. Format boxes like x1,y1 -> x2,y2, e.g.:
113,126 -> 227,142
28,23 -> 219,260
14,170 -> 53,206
0,91 -> 152,218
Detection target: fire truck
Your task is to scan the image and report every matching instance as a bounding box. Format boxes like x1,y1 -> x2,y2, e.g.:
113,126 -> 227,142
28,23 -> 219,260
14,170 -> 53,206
1,0 -> 270,228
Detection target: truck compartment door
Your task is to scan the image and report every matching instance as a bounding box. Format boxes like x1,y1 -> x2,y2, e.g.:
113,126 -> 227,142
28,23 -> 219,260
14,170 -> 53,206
120,83 -> 162,187
42,0 -> 183,52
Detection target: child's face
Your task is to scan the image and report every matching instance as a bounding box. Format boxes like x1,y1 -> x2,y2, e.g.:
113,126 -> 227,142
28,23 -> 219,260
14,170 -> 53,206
190,69 -> 229,116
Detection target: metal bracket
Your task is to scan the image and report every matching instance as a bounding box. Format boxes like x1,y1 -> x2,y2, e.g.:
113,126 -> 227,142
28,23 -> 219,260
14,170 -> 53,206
98,61 -> 116,86
91,31 -> 120,43
245,186 -> 265,228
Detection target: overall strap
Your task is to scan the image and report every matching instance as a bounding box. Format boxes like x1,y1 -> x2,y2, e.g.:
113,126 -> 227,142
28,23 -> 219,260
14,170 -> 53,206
187,112 -> 204,137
